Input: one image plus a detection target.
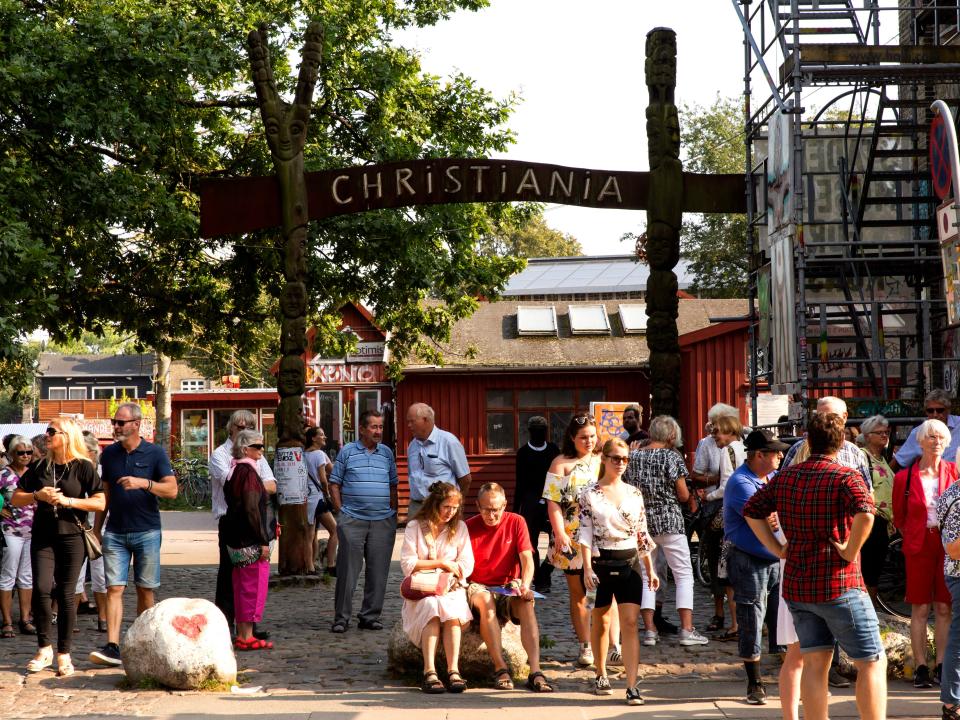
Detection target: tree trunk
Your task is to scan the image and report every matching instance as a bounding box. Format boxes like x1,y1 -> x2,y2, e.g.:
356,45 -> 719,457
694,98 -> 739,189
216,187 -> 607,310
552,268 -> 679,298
154,352 -> 172,454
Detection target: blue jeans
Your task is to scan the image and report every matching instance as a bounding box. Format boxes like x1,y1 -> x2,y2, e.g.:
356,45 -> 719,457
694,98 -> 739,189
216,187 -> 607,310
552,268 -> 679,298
788,588 -> 882,661
942,575 -> 960,705
103,529 -> 162,589
728,546 -> 780,659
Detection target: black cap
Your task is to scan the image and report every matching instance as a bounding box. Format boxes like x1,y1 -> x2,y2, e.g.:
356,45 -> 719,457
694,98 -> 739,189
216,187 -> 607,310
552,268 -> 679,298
744,429 -> 791,453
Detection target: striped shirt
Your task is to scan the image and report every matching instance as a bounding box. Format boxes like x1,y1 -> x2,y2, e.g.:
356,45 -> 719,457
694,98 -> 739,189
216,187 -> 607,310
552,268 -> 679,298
329,441 -> 398,521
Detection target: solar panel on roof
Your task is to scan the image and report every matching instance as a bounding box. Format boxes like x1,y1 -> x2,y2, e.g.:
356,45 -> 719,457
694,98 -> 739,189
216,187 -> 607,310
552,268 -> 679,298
568,304 -> 611,335
619,303 -> 648,334
517,306 -> 558,336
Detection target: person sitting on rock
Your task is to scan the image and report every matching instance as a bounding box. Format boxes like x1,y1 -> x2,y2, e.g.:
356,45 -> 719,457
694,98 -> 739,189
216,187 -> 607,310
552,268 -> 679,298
465,482 -> 554,693
400,481 -> 473,694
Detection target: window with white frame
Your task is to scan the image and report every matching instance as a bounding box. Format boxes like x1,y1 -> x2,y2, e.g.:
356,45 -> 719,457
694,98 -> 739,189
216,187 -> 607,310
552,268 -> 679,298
68,388 -> 87,400
92,386 -> 139,400
48,387 -> 67,400
180,379 -> 206,391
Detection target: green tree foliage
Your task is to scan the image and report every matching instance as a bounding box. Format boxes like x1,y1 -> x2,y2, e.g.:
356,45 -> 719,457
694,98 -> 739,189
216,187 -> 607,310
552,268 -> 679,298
1,0 -> 524,382
483,212 -> 583,258
679,96 -> 747,298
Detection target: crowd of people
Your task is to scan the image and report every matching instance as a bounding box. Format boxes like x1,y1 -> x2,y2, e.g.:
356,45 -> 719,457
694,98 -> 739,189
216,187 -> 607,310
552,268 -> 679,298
5,392 -> 960,716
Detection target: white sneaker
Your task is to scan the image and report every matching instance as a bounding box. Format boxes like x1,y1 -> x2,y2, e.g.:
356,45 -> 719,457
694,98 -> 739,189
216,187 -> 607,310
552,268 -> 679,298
577,642 -> 594,667
608,646 -> 623,665
594,675 -> 612,695
641,630 -> 658,646
679,628 -> 709,646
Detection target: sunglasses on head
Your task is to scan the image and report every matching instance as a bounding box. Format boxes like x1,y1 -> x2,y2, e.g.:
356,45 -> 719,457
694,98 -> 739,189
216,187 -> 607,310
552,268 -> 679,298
247,443 -> 265,450
572,414 -> 594,426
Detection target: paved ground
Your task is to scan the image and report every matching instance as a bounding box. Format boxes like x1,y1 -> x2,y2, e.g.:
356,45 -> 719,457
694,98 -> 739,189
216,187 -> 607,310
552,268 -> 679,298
0,512 -> 941,719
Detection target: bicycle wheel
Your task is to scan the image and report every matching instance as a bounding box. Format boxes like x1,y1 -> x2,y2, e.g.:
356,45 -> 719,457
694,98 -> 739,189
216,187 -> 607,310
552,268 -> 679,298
876,535 -> 910,620
697,543 -> 713,588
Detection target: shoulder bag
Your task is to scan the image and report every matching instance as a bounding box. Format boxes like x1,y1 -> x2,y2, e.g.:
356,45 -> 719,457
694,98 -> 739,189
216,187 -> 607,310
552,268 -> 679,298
76,516 -> 102,561
400,525 -> 456,600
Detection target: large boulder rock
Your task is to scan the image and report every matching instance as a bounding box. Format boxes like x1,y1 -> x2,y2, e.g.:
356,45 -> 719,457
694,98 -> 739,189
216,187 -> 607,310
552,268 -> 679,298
835,611 -> 932,680
122,597 -> 236,690
387,619 -> 528,682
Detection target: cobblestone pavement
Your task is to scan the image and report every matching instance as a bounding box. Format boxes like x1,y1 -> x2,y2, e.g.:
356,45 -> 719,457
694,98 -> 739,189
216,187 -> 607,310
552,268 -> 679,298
0,519 -> 935,718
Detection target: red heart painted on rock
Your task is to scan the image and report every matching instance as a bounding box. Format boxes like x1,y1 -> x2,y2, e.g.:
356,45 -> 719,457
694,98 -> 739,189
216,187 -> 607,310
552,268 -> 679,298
171,613 -> 208,640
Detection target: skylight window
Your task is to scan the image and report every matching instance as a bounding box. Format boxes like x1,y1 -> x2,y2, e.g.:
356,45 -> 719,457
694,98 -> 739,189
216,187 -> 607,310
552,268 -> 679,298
568,304 -> 611,335
619,303 -> 648,334
517,306 -> 558,336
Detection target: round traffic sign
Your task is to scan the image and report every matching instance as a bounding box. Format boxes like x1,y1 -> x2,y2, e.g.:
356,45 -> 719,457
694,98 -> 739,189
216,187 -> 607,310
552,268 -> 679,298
931,113 -> 953,200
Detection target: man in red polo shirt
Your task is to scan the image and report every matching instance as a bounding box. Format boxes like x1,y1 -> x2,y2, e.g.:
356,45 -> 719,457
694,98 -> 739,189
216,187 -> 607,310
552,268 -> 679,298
466,482 -> 553,693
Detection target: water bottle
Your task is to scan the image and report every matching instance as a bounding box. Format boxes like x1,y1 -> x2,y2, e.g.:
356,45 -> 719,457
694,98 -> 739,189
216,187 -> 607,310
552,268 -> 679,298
585,571 -> 599,609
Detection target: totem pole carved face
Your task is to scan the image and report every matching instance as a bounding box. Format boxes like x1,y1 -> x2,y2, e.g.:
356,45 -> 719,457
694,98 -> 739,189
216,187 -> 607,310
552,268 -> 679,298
264,108 -> 309,162
280,282 -> 307,318
278,356 -> 304,396
645,29 -> 677,103
646,105 -> 681,169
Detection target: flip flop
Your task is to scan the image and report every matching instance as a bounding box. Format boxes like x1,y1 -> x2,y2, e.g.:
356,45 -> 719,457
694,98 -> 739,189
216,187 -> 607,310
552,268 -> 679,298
718,628 -> 739,642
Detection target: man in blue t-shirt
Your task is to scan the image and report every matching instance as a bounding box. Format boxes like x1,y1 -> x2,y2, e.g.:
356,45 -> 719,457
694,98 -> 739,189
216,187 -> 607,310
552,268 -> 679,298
328,409 -> 398,633
90,402 -> 176,667
723,428 -> 789,706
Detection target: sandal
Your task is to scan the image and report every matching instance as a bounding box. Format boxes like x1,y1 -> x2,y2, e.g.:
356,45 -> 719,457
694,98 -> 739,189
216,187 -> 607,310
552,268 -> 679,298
718,628 -> 739,642
706,615 -> 724,632
357,618 -> 384,631
446,670 -> 467,693
492,667 -> 514,690
944,705 -> 960,720
422,670 -> 446,694
56,654 -> 75,677
525,670 -> 554,693
19,619 -> 36,635
27,647 -> 53,673
1,624 -> 14,639
330,621 -> 347,634
234,637 -> 274,651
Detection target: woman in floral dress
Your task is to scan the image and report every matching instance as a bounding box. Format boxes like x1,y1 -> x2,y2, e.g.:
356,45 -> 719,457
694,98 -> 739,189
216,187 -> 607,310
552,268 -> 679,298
543,413 -> 608,667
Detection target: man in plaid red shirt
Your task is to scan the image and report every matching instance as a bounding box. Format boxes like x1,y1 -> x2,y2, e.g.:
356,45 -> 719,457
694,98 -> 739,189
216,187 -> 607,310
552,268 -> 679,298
744,413 -> 886,720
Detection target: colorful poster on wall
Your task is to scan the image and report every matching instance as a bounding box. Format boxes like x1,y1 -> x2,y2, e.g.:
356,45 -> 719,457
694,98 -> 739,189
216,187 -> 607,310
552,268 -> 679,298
273,446 -> 308,505
590,401 -> 640,445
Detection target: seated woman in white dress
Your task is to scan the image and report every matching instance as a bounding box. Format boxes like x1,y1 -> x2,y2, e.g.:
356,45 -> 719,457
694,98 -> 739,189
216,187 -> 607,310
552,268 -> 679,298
401,481 -> 474,694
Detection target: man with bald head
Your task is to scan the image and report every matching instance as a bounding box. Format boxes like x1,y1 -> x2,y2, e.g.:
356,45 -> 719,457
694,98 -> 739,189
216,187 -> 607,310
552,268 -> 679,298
406,403 -> 471,521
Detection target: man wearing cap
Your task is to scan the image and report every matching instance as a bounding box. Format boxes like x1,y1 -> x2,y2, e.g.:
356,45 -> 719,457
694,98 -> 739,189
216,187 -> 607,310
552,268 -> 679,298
405,403 -> 471,521
723,428 -> 790,705
513,416 -> 560,593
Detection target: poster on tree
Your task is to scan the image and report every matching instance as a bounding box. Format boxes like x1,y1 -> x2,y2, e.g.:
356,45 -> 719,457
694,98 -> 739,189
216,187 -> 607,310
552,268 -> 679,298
273,447 -> 308,506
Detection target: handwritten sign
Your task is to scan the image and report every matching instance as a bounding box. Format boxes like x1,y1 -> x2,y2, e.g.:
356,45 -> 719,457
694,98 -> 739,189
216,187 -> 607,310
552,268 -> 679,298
273,447 -> 308,506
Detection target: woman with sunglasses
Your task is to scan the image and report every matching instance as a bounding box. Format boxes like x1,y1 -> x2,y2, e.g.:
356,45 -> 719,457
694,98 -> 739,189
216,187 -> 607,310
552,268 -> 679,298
11,419 -> 104,676
544,413 -> 616,667
626,415 -> 709,647
0,435 -> 37,638
857,415 -> 894,604
893,417 -> 958,688
222,430 -> 274,650
580,438 -> 658,704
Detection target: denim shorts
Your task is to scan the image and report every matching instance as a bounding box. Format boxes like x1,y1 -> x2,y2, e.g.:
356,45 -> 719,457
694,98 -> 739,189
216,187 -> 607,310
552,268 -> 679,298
787,588 -> 883,661
103,529 -> 162,589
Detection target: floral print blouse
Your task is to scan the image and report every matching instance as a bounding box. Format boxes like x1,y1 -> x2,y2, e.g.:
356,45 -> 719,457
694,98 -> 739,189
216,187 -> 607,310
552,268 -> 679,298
624,447 -> 688,537
938,481 -> 960,578
0,467 -> 34,538
864,448 -> 894,525
578,482 -> 656,557
542,453 -> 601,571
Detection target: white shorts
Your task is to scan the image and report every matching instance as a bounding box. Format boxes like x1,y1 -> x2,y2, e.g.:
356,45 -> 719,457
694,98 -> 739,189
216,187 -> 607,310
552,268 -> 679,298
0,533 -> 32,590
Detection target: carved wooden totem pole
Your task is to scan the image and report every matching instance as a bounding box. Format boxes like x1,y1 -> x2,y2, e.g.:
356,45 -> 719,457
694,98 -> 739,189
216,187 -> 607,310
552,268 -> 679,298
644,28 -> 682,421
248,23 -> 322,573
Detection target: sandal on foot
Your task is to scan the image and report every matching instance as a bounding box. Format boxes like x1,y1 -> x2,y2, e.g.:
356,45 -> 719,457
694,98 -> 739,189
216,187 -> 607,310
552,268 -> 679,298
330,621 -> 347,634
492,667 -> 514,690
1,624 -> 14,639
718,628 -> 739,642
234,637 -> 273,651
706,615 -> 724,632
944,705 -> 960,720
422,670 -> 445,694
525,670 -> 554,693
56,654 -> 74,677
446,671 -> 467,693
27,647 -> 53,673
19,619 -> 36,635
357,618 -> 384,630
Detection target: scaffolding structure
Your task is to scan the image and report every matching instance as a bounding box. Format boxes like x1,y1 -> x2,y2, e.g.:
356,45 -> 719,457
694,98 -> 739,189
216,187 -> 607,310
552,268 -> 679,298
738,0 -> 960,420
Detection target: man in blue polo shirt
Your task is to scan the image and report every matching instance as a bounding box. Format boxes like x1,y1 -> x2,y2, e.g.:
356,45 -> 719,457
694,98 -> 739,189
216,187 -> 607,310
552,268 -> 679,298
328,409 -> 398,633
405,403 -> 471,521
724,428 -> 790,706
90,402 -> 177,667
